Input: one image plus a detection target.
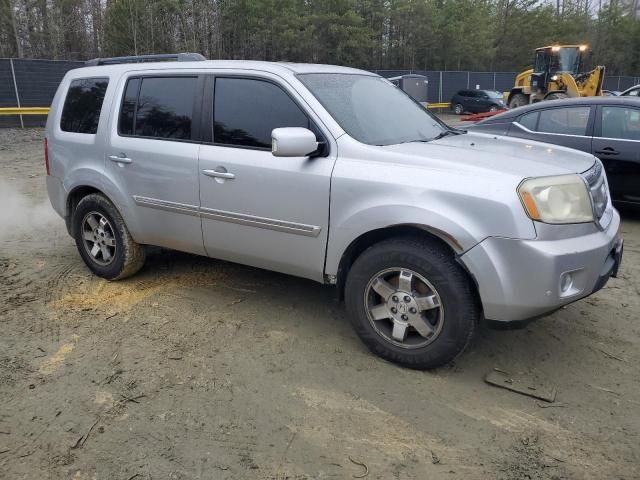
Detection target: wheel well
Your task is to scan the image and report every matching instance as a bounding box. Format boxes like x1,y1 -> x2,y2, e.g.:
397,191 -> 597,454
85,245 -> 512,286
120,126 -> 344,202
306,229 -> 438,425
335,225 -> 461,300
508,89 -> 526,104
65,186 -> 102,235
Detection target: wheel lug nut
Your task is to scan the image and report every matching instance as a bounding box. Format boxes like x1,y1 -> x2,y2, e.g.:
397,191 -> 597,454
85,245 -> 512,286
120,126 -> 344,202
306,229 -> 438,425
401,314 -> 408,321
391,307 -> 397,314
404,296 -> 411,303
410,307 -> 417,314
392,295 -> 398,302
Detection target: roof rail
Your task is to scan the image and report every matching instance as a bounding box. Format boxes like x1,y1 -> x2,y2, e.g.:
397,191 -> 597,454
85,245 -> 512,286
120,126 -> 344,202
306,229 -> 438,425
85,53 -> 206,66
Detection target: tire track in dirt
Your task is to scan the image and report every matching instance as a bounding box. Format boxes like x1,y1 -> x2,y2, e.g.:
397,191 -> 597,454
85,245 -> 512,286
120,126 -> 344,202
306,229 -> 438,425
0,258 -> 38,316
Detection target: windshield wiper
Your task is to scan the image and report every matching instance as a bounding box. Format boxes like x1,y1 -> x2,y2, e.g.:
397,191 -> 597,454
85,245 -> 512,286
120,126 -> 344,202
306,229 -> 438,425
391,128 -> 467,146
431,127 -> 467,141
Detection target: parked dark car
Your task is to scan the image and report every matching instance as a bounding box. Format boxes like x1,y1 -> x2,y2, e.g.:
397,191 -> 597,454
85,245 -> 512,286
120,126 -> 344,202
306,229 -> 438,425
468,96 -> 640,206
620,85 -> 640,97
450,89 -> 506,115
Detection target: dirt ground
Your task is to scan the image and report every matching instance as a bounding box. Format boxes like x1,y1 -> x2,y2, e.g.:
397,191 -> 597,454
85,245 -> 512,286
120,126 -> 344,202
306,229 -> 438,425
1,127 -> 639,480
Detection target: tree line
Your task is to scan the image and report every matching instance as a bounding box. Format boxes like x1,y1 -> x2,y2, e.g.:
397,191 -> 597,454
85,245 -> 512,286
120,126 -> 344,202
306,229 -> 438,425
1,0 -> 639,75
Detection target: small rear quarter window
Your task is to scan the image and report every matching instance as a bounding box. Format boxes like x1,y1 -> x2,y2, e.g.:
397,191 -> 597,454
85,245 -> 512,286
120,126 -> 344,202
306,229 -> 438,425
518,111 -> 539,131
60,78 -> 109,134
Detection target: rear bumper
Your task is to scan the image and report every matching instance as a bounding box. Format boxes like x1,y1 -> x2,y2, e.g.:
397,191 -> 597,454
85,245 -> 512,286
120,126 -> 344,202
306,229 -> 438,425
460,210 -> 622,322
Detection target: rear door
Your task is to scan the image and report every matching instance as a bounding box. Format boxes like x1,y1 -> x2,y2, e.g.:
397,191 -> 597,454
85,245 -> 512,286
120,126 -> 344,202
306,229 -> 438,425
510,105 -> 594,153
477,91 -> 493,112
197,74 -> 336,281
105,73 -> 205,255
466,91 -> 481,112
592,105 -> 640,204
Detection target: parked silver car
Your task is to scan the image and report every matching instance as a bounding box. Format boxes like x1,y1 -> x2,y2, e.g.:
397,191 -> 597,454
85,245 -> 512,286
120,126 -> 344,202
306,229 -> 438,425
45,54 -> 623,369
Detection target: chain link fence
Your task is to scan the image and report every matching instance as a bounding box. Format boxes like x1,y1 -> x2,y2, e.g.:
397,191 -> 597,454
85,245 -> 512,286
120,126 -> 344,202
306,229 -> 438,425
0,58 -> 83,128
1,59 -> 639,127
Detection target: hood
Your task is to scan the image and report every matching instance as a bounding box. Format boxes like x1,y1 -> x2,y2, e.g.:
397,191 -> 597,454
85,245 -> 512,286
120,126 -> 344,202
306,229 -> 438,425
381,131 -> 595,178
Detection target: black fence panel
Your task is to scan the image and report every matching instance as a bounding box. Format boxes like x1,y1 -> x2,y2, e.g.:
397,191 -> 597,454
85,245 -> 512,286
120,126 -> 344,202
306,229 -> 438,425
440,71 -> 468,103
0,58 -> 81,127
469,72 -> 494,91
618,76 -> 639,91
494,73 -> 517,94
602,76 -> 620,91
0,59 -> 18,128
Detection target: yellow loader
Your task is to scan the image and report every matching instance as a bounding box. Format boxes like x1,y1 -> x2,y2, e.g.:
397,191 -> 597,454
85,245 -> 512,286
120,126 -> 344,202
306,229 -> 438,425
508,45 -> 605,109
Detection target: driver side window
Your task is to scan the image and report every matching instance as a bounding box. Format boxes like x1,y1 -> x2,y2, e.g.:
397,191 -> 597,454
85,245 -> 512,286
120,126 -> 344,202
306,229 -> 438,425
213,77 -> 312,149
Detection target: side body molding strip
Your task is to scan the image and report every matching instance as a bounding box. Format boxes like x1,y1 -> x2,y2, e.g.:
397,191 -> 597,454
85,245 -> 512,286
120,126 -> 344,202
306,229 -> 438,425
133,196 -> 200,216
132,195 -> 321,238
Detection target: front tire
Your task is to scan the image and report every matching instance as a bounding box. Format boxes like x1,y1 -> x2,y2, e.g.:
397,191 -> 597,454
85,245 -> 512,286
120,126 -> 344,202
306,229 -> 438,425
345,237 -> 480,369
508,93 -> 528,109
72,193 -> 146,280
453,103 -> 464,115
545,92 -> 569,101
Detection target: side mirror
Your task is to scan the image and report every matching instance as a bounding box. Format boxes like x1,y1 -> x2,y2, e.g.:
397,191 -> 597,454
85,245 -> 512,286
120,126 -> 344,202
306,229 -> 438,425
271,127 -> 318,157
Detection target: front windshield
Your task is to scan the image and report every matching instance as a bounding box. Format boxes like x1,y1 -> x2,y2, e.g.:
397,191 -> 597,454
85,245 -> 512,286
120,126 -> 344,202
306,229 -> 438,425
553,48 -> 580,74
486,90 -> 503,98
298,73 -> 445,146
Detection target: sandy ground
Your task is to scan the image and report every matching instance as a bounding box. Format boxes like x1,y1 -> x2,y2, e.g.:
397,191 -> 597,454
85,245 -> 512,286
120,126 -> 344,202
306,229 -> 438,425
0,127 -> 639,480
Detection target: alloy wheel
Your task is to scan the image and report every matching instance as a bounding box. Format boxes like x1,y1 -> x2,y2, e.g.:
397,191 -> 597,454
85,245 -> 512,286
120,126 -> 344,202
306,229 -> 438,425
81,211 -> 117,266
364,268 -> 444,349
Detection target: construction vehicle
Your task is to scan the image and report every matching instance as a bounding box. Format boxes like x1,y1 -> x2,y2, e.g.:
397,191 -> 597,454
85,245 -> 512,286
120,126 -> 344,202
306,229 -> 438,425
508,45 -> 605,109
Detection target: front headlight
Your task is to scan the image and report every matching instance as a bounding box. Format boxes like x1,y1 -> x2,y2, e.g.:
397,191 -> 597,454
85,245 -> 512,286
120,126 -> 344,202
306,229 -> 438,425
518,174 -> 594,224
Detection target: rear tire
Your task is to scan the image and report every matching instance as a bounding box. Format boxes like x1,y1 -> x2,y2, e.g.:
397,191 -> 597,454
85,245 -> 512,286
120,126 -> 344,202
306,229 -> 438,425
546,92 -> 569,101
72,193 -> 146,280
453,103 -> 464,115
344,236 -> 480,369
508,93 -> 528,109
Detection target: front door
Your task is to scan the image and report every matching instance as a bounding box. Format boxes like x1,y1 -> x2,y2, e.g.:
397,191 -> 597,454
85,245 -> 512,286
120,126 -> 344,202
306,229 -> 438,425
198,75 -> 336,281
593,105 -> 640,204
106,73 -> 205,255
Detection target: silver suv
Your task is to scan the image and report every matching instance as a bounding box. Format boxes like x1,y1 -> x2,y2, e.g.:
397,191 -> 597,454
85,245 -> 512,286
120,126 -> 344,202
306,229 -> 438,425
45,54 -> 623,369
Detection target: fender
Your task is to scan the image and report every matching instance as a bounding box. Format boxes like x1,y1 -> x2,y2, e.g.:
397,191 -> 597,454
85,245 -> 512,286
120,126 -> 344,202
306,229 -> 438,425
324,199 -> 535,278
63,166 -> 146,244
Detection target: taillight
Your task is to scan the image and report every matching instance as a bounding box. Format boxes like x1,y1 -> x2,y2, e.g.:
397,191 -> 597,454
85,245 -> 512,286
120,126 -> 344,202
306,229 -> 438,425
44,137 -> 50,175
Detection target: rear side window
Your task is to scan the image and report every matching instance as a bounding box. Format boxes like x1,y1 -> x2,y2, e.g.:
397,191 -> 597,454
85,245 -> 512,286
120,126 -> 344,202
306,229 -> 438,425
60,77 -> 109,134
119,76 -> 197,140
537,107 -> 590,136
213,78 -> 309,149
518,111 -> 539,130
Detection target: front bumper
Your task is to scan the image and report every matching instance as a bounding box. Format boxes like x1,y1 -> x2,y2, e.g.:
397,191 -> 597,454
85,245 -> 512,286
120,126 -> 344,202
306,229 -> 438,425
460,210 -> 622,322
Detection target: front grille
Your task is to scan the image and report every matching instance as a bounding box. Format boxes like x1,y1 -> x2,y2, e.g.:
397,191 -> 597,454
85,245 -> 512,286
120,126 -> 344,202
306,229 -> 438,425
582,159 -> 610,228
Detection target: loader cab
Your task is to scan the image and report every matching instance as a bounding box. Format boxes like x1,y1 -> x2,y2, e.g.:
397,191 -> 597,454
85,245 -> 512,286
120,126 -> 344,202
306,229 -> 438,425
531,45 -> 585,94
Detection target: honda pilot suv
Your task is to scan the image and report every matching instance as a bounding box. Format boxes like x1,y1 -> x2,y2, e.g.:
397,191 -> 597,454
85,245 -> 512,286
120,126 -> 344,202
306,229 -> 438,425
45,54 -> 623,369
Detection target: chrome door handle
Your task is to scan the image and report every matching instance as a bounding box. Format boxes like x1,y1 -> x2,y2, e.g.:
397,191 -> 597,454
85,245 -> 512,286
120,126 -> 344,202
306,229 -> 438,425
109,154 -> 133,164
202,169 -> 235,180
